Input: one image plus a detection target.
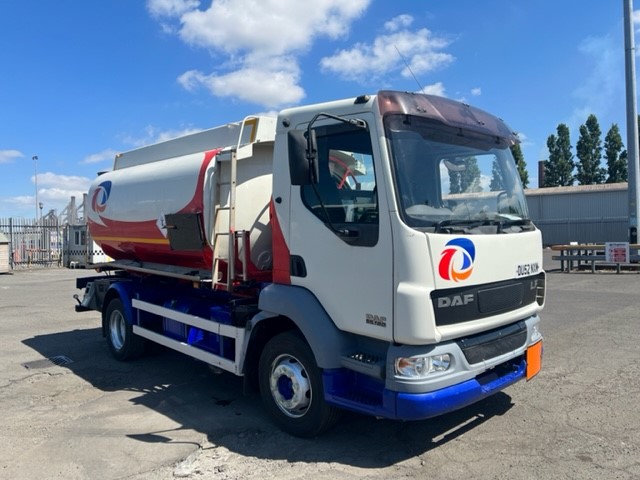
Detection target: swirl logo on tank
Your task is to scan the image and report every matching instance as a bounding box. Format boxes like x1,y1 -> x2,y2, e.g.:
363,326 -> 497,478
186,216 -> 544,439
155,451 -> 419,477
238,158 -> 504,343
91,181 -> 112,214
438,238 -> 476,282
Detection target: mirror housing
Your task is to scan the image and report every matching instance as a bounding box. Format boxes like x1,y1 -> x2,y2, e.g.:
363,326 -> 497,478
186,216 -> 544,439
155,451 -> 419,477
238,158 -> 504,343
288,129 -> 319,186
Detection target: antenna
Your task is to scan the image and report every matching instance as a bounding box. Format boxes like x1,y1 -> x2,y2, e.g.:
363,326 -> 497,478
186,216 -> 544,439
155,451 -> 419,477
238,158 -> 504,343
395,45 -> 424,94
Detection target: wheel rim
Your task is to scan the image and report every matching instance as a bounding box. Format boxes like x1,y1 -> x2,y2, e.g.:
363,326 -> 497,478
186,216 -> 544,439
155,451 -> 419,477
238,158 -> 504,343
109,309 -> 126,351
269,353 -> 311,418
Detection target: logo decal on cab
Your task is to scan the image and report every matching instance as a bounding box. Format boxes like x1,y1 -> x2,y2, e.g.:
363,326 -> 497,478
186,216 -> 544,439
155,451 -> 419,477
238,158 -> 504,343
439,238 -> 476,282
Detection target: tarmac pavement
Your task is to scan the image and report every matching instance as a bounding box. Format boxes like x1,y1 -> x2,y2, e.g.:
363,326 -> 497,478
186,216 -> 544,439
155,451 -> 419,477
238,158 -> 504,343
0,251 -> 639,479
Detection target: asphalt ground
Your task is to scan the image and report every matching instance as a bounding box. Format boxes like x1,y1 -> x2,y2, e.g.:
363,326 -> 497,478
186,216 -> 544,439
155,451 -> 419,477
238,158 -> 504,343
0,250 -> 639,479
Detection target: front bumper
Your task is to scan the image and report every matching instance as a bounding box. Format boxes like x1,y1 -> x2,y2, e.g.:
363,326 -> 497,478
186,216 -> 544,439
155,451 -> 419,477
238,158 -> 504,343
384,357 -> 525,420
324,316 -> 542,421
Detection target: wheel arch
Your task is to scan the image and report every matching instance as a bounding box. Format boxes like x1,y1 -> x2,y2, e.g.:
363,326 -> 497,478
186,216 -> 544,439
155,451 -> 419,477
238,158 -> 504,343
255,284 -> 350,369
241,313 -> 297,392
101,282 -> 135,337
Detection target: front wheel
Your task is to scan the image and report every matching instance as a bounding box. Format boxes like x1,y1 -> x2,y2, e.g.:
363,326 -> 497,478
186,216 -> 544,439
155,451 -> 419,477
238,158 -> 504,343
105,298 -> 145,361
258,331 -> 341,437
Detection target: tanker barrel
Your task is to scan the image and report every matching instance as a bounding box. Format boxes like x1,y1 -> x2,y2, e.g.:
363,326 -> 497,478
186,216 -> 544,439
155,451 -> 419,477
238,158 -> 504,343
114,117 -> 276,170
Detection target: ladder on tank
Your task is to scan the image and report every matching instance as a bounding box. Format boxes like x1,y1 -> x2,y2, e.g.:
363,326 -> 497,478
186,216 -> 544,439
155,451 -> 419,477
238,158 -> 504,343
211,117 -> 257,291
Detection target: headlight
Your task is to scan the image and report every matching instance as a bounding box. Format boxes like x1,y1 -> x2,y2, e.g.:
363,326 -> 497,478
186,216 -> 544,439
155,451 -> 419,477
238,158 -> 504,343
395,354 -> 451,378
431,354 -> 451,372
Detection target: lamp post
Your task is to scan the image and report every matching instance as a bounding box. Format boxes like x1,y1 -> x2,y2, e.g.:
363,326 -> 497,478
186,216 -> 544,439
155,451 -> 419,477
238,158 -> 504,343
624,0 -> 640,243
32,155 -> 39,223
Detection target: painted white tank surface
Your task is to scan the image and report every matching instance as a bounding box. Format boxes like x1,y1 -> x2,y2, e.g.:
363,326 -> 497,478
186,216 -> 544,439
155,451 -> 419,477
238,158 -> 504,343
87,145 -> 275,270
88,151 -> 208,226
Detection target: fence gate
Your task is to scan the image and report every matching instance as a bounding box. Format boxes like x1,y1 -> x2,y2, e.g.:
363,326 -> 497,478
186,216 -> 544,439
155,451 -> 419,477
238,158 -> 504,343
0,217 -> 62,269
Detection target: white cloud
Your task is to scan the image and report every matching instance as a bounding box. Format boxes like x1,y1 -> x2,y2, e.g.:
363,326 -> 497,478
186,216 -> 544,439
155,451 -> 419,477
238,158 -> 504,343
178,56 -> 304,107
320,17 -> 454,82
147,0 -> 370,108
384,14 -> 413,32
36,172 -> 92,192
147,0 -> 200,34
176,0 -> 369,55
2,195 -> 34,210
471,87 -> 482,96
0,149 -> 23,164
147,0 -> 199,18
38,174 -> 92,213
177,70 -> 205,92
422,82 -> 446,97
38,188 -> 85,208
2,172 -> 93,215
81,149 -> 119,165
570,35 -> 621,128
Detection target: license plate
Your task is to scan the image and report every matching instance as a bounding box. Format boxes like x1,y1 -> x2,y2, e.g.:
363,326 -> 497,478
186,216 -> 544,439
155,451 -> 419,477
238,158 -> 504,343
526,340 -> 543,380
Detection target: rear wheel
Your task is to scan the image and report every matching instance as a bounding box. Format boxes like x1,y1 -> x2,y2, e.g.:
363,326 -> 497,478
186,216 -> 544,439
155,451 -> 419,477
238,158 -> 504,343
105,298 -> 145,361
258,331 -> 341,437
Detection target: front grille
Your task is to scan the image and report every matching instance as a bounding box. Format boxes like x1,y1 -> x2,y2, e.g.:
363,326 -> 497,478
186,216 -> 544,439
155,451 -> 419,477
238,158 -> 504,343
431,273 -> 543,326
478,282 -> 524,313
457,321 -> 527,364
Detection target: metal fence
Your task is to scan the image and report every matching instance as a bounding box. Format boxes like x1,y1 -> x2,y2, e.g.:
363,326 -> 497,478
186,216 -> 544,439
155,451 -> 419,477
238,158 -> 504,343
0,217 -> 62,269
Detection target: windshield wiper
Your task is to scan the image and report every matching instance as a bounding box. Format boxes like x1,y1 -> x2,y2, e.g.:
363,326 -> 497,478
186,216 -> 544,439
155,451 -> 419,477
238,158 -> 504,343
434,217 -> 533,234
433,219 -> 475,233
497,218 -> 534,231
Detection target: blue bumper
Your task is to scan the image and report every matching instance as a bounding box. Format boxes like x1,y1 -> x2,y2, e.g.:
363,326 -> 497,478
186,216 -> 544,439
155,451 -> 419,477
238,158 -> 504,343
324,358 -> 526,421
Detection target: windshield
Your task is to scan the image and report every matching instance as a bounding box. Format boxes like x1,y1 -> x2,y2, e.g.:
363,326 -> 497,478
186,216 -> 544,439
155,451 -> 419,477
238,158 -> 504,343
385,114 -> 532,234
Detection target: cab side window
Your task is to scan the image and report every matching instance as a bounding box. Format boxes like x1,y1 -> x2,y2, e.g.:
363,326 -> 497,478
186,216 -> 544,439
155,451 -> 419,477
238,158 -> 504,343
301,124 -> 378,246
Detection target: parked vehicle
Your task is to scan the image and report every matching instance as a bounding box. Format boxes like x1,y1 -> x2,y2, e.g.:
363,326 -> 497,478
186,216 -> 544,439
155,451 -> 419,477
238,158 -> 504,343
75,90 -> 545,437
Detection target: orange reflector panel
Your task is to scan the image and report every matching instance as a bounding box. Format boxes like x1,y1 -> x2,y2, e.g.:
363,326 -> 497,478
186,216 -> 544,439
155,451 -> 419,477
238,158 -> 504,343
526,340 -> 543,380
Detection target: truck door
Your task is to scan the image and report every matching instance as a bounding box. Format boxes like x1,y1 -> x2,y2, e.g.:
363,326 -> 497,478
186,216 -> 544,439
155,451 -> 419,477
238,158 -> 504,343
287,116 -> 394,341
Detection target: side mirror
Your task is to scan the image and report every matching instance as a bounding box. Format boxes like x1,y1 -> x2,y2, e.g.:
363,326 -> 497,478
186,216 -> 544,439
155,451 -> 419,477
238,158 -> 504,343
288,129 -> 319,186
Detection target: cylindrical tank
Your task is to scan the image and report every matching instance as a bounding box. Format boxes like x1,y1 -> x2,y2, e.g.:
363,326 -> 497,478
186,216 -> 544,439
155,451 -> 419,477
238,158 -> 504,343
86,143 -> 274,275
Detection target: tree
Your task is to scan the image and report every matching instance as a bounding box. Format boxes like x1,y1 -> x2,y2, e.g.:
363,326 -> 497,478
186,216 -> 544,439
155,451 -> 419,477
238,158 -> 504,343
576,114 -> 605,184
449,157 -> 481,193
489,158 -> 504,191
510,142 -> 529,188
604,123 -> 627,183
449,169 -> 461,194
544,124 -> 574,187
460,157 -> 481,192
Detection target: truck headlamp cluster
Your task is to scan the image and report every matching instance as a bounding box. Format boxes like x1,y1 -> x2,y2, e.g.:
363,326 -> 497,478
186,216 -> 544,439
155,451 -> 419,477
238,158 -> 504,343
395,354 -> 451,378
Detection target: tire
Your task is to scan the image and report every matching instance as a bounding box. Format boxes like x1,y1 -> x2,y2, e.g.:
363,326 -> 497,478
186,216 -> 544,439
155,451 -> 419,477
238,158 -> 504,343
105,298 -> 145,361
258,331 -> 341,437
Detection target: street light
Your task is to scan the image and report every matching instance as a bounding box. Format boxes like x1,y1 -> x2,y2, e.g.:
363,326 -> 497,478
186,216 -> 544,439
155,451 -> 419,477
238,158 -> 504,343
32,155 -> 39,223
624,0 -> 640,243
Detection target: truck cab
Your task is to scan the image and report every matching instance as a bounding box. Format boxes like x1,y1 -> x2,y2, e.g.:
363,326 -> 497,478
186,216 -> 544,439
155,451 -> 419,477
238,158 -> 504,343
262,90 -> 544,430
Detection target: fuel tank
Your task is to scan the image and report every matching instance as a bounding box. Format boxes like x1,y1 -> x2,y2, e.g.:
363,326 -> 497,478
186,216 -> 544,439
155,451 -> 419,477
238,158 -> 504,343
86,117 -> 275,275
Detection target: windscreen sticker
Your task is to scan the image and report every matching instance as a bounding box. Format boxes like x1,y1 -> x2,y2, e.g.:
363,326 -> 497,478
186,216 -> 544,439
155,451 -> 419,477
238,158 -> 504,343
439,238 -> 475,282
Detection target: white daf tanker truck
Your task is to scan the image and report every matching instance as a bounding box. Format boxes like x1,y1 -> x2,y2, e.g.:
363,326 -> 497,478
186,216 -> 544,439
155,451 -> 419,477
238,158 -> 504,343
74,90 -> 545,437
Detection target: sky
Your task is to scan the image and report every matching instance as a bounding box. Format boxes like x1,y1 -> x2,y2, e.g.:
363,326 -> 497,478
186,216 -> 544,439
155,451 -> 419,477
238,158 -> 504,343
0,0 -> 636,219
